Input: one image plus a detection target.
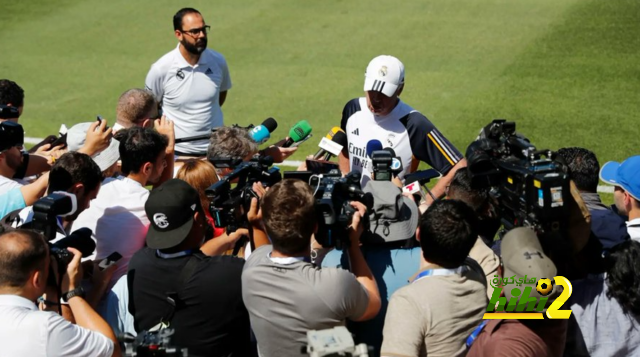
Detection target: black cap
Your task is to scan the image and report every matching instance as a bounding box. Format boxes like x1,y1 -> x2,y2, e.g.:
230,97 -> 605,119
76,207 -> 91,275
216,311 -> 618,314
145,179 -> 202,250
0,121 -> 24,151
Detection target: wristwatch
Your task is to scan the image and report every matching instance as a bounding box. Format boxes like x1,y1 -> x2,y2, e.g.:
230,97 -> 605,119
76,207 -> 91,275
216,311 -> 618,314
62,286 -> 85,302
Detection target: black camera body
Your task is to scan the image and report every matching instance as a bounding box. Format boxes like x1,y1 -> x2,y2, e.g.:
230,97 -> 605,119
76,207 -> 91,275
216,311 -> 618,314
466,120 -> 570,235
121,329 -> 187,357
206,156 -> 281,233
314,170 -> 372,249
0,104 -> 20,119
0,120 -> 24,151
371,150 -> 393,181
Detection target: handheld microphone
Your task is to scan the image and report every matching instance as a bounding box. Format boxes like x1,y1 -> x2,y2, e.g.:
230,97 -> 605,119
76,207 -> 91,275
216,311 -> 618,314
321,131 -> 348,161
313,127 -> 342,158
365,140 -> 383,158
282,120 -> 313,147
248,117 -> 278,144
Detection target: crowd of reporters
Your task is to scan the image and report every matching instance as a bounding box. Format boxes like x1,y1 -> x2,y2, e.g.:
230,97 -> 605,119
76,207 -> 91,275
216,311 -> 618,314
1,76 -> 640,357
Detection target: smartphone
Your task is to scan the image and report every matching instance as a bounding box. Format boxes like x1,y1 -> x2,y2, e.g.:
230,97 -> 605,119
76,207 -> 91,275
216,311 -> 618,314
49,133 -> 68,148
99,252 -> 122,270
290,133 -> 313,148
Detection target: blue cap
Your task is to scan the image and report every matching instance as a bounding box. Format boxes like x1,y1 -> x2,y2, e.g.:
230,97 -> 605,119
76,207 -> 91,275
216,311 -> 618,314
599,155 -> 640,201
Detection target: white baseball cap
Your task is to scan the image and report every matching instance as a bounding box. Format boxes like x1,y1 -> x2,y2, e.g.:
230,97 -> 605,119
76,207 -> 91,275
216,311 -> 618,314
363,55 -> 405,97
67,122 -> 120,172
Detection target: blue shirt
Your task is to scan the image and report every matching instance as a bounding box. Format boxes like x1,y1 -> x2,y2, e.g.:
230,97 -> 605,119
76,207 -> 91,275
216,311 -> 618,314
321,245 -> 422,356
0,188 -> 26,219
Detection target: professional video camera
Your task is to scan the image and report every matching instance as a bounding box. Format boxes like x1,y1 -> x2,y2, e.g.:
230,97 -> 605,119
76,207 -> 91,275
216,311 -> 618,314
0,104 -> 20,119
206,155 -> 281,233
313,170 -> 373,249
0,120 -> 24,151
120,329 -> 187,357
304,327 -> 370,357
466,119 -> 570,235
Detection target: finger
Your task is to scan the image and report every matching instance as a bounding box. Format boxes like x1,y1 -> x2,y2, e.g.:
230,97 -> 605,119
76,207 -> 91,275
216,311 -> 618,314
351,211 -> 362,228
98,118 -> 108,131
40,143 -> 51,151
104,127 -> 113,138
235,228 -> 250,236
66,248 -> 83,266
88,120 -> 100,132
250,197 -> 258,212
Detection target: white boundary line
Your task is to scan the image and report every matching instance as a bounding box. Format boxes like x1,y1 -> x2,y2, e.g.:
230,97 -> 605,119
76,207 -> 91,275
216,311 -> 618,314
24,136 -> 617,194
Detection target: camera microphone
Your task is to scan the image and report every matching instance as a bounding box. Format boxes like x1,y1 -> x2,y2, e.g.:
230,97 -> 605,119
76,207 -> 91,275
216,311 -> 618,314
282,120 -> 313,147
249,117 -> 278,144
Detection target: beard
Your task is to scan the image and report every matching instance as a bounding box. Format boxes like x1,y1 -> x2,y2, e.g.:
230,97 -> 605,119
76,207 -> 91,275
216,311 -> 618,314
181,37 -> 207,55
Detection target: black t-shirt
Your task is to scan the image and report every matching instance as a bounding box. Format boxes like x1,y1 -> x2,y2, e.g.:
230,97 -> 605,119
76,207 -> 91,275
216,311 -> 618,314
127,248 -> 251,357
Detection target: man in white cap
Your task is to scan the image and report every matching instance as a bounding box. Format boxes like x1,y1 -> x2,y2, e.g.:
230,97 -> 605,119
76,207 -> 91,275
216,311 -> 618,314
338,55 -> 466,202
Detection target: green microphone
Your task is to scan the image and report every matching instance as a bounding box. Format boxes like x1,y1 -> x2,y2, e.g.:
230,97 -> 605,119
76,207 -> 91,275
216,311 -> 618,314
282,120 -> 313,147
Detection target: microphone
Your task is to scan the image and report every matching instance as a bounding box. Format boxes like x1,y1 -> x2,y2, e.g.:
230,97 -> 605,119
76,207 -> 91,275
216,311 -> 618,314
314,131 -> 347,160
404,169 -> 441,186
365,140 -> 383,158
282,120 -> 313,147
383,147 -> 404,175
52,228 -> 96,258
248,117 -> 278,144
313,127 -> 342,158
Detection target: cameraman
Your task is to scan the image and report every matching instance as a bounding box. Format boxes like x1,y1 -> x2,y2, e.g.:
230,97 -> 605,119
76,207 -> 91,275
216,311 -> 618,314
207,126 -> 259,177
0,229 -> 120,356
242,179 -> 381,357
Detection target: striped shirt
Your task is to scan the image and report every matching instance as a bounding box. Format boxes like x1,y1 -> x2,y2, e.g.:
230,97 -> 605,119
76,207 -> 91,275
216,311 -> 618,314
341,97 -> 462,185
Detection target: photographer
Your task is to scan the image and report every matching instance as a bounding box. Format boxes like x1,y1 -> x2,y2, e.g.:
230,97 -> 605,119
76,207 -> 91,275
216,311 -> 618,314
321,179 -> 420,355
0,229 -> 120,356
381,200 -> 486,357
242,179 -> 381,357
127,179 -> 252,357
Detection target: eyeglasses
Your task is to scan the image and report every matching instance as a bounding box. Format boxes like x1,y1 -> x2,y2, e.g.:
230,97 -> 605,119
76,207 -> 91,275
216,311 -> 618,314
180,25 -> 210,37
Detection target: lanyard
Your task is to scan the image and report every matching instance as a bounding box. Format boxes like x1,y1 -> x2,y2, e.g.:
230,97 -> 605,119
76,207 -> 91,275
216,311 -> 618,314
466,320 -> 488,349
156,249 -> 195,259
411,267 -> 465,284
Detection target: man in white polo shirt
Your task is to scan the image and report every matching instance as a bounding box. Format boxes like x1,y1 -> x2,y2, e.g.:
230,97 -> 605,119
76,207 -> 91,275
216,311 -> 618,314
145,8 -> 231,156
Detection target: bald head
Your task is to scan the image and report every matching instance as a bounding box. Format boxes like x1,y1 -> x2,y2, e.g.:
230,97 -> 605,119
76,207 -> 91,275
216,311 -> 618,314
116,88 -> 158,128
0,230 -> 48,288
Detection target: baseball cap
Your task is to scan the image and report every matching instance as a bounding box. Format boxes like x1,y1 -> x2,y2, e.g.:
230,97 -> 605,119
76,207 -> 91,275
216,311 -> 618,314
363,55 -> 405,98
67,122 -> 120,171
363,180 -> 418,243
501,227 -> 561,303
600,155 -> 640,201
145,179 -> 202,250
0,121 -> 24,151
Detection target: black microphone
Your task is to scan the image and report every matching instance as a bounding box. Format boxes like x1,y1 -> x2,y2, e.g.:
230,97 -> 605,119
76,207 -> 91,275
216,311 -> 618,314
404,169 -> 441,186
174,134 -> 212,144
52,228 -> 96,258
316,131 -> 348,161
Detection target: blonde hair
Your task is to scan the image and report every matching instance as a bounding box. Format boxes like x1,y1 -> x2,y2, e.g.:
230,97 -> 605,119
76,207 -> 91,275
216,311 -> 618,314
176,160 -> 219,212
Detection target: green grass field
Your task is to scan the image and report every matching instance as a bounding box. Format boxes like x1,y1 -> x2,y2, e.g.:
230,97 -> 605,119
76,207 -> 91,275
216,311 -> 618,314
1,0 -> 638,172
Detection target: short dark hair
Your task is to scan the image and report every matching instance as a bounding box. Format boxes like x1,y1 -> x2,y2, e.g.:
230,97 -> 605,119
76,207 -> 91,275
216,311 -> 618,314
206,127 -> 258,161
0,79 -> 25,108
117,127 -> 169,175
605,240 -> 640,315
419,200 -> 478,268
556,147 -> 600,192
48,152 -> 102,193
448,169 -> 489,212
173,8 -> 201,31
262,179 -> 316,255
0,230 -> 48,288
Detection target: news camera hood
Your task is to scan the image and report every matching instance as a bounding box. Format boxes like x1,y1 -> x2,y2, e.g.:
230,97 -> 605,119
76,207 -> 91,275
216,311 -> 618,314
0,121 -> 24,151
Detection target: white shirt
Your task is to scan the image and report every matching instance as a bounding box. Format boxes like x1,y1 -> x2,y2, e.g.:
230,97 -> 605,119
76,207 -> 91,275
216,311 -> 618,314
0,294 -> 113,357
627,217 -> 640,242
72,176 -> 150,286
0,174 -> 23,196
145,44 -> 232,154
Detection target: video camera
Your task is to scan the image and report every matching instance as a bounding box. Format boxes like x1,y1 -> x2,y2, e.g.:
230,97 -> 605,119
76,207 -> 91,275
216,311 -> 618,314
206,155 -> 281,233
371,148 -> 403,181
304,326 -> 370,357
0,104 -> 20,119
313,170 -> 373,249
466,120 -> 570,235
120,329 -> 187,357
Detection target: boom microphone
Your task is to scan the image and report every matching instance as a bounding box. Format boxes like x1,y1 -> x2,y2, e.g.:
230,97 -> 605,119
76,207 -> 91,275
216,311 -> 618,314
365,140 -> 383,158
282,120 -> 313,147
249,117 -> 278,144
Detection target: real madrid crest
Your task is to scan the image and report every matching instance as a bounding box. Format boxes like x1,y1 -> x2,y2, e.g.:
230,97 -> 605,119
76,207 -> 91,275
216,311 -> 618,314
176,70 -> 185,81
379,66 -> 388,77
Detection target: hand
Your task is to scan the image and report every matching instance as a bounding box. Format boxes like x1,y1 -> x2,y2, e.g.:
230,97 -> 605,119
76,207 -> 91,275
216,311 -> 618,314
262,144 -> 297,163
392,176 -> 403,188
348,201 -> 368,245
81,119 -> 113,156
154,115 -> 175,150
247,196 -> 263,227
252,182 -> 267,198
61,248 -> 83,293
35,143 -> 67,164
297,155 -> 313,171
90,261 -> 117,290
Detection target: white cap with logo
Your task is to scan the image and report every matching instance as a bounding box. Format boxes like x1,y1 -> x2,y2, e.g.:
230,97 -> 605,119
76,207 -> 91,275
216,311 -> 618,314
363,55 -> 405,98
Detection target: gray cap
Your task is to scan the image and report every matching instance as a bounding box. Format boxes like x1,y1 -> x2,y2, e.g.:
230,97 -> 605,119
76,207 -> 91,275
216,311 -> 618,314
501,227 -> 561,303
67,122 -> 120,172
363,180 -> 419,243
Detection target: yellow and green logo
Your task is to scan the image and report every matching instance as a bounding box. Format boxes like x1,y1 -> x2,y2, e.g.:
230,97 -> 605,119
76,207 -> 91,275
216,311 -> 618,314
483,276 -> 573,320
